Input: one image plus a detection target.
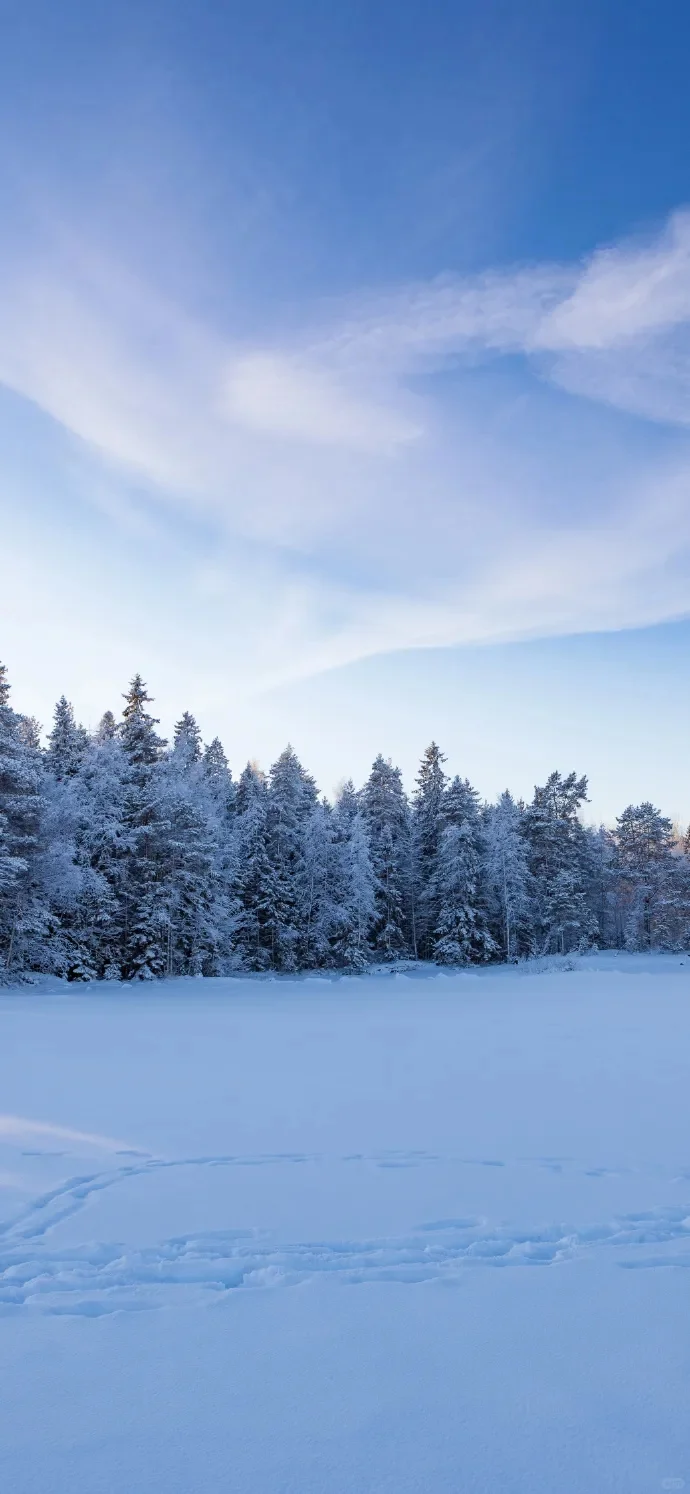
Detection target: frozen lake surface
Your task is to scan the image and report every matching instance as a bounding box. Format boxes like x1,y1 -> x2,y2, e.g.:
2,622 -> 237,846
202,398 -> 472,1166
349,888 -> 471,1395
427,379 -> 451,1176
1,952 -> 689,1492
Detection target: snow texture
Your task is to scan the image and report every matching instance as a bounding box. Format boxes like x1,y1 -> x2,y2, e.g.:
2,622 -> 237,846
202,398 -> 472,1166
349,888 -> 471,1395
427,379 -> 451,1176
0,953 -> 689,1491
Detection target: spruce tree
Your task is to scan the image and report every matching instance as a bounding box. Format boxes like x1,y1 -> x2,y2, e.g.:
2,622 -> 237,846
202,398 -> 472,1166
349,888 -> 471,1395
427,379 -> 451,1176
523,772 -> 597,954
616,803 -> 678,949
173,711 -> 203,766
266,746 -> 318,971
0,664 -> 50,978
340,812 -> 377,967
360,755 -> 411,960
232,765 -> 276,970
94,710 -> 117,743
483,791 -> 533,959
74,731 -> 129,979
431,823 -> 496,965
119,676 -> 167,979
203,737 -> 230,780
411,743 -> 448,958
46,697 -> 89,781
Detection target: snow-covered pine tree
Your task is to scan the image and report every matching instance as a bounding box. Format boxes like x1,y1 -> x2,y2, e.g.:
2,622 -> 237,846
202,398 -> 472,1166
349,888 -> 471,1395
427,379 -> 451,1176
203,737 -> 229,780
156,756 -> 230,976
72,728 -> 129,979
483,791 -> 533,959
200,735 -> 237,931
582,824 -> 617,949
232,764 -> 276,970
297,801 -> 339,968
0,663 -> 51,979
443,776 -> 483,837
172,711 -> 203,766
46,697 -> 89,781
411,743 -> 448,958
265,746 -> 318,971
340,811 -> 377,967
94,710 -> 117,742
430,822 -> 497,965
318,784 -> 375,968
202,737 -> 236,822
359,754 -> 411,960
443,774 -> 493,950
0,664 -> 27,942
118,675 -> 167,980
615,803 -> 680,949
522,772 -> 597,954
333,779 -> 359,834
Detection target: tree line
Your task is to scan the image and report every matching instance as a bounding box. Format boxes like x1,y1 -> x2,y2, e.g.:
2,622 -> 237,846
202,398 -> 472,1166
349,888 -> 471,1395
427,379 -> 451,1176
1,661 -> 687,982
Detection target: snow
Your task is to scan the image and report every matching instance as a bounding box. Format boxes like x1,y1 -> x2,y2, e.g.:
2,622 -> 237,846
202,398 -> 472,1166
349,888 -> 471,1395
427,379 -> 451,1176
1,956 -> 689,1492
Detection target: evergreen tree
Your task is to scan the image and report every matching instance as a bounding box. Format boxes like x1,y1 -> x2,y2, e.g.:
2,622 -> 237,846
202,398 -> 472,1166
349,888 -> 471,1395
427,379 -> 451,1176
0,664 -> 51,979
333,779 -> 359,835
360,755 -> 411,960
483,791 -> 533,959
173,711 -> 203,766
46,697 -> 89,781
202,737 -> 236,826
118,676 -> 167,979
324,785 -> 377,967
74,732 -> 130,979
430,823 -> 496,965
265,746 -> 318,970
94,710 -> 117,742
444,776 -> 483,837
232,765 -> 276,970
298,801 -> 338,968
339,811 -> 377,967
156,758 -> 230,976
616,803 -> 679,949
411,743 -> 447,958
203,737 -> 230,780
523,772 -> 597,954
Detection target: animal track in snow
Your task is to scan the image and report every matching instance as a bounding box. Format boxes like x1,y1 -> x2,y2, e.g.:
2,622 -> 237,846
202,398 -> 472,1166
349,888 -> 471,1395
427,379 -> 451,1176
0,1153 -> 689,1316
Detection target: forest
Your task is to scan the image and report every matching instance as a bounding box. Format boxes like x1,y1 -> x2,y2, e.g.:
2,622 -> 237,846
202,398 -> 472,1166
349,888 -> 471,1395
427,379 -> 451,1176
1,661 -> 687,981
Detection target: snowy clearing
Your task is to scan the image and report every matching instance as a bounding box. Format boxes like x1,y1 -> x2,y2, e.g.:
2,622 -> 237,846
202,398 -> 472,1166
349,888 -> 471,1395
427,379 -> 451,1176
1,953 -> 689,1492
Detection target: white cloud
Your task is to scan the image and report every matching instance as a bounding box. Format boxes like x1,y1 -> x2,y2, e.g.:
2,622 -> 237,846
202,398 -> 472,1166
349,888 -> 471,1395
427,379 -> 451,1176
223,350 -> 418,449
3,209 -> 690,703
534,210 -> 690,351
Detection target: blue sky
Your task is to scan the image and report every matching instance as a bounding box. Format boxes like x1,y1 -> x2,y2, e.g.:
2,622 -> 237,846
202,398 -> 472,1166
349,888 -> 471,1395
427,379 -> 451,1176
2,0 -> 690,821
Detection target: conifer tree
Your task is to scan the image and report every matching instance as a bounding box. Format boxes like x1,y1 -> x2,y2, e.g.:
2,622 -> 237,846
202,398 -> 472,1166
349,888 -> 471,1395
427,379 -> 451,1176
232,765 -> 276,970
0,664 -> 50,978
94,711 -> 117,743
46,697 -> 89,781
411,743 -> 448,958
173,711 -> 203,766
74,731 -> 129,979
340,812 -> 377,967
483,791 -> 533,959
616,803 -> 678,949
523,772 -> 597,954
157,769 -> 228,975
118,676 -> 167,979
266,746 -> 318,970
298,801 -> 338,968
430,823 -> 496,965
203,737 -> 230,780
360,754 -> 411,960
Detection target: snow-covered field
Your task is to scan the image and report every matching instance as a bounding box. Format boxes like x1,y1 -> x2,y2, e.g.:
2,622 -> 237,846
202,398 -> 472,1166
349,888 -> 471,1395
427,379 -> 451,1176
1,953 -> 689,1492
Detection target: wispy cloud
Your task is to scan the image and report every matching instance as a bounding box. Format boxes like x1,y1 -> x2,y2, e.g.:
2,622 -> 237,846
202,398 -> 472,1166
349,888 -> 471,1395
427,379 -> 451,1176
2,210 -> 690,696
535,211 -> 690,350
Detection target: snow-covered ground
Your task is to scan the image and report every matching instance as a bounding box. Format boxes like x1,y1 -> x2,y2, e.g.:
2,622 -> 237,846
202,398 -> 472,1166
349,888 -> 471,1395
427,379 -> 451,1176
1,953 -> 689,1492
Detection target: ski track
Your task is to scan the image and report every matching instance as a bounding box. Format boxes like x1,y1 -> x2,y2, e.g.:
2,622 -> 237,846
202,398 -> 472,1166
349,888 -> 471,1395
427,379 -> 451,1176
0,1151 -> 689,1315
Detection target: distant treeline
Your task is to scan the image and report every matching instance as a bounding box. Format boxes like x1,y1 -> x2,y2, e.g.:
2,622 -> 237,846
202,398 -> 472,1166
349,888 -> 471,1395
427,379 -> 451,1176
1,662 -> 687,982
